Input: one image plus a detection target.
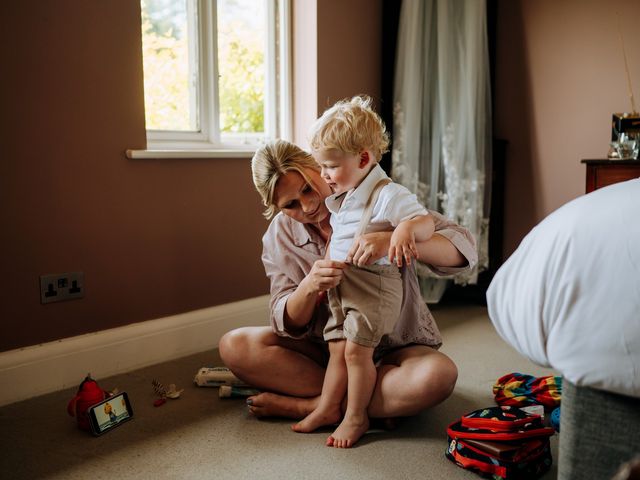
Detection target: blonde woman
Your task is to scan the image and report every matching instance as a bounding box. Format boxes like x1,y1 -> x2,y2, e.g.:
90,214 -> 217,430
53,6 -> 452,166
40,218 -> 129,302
219,139 -> 477,444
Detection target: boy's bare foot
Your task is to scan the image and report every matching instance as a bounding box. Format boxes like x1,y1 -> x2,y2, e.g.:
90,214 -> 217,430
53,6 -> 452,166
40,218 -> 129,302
326,412 -> 370,448
246,392 -> 317,419
292,405 -> 342,433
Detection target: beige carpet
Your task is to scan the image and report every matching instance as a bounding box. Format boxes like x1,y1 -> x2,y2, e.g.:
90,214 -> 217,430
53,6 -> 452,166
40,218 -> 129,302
0,304 -> 558,480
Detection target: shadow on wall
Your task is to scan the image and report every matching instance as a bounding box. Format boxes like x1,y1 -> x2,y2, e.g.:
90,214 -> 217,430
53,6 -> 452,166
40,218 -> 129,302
496,0 -> 539,258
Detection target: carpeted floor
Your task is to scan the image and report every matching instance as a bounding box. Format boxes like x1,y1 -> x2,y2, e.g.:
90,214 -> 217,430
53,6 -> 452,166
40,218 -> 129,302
0,304 -> 559,480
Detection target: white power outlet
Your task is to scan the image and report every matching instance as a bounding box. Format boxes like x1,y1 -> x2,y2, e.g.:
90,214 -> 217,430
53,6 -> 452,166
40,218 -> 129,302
40,272 -> 84,304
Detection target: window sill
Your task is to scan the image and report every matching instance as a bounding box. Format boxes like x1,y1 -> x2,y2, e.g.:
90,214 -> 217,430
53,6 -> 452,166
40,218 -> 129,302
125,149 -> 254,159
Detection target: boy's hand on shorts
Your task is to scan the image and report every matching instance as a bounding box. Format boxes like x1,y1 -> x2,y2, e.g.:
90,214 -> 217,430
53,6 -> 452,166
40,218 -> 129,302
346,231 -> 392,266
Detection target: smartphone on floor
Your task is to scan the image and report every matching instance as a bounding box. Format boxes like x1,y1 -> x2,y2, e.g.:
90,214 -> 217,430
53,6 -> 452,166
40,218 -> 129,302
87,392 -> 134,436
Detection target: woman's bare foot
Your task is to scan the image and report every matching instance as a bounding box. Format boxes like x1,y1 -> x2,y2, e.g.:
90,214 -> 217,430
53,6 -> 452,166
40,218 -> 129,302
292,405 -> 342,433
326,412 -> 370,448
246,392 -> 318,419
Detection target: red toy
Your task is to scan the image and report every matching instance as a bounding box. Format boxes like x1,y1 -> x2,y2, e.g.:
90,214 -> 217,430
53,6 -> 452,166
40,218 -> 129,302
67,374 -> 109,431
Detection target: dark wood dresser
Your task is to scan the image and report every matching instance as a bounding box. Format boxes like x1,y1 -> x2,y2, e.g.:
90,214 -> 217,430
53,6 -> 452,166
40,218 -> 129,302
581,159 -> 640,193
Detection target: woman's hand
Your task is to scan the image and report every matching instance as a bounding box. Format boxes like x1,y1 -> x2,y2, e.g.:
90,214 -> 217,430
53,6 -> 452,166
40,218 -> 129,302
284,259 -> 346,332
303,259 -> 347,293
346,231 -> 392,267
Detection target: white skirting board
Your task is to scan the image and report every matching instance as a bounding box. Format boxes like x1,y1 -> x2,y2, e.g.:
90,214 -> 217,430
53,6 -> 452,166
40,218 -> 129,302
0,295 -> 270,407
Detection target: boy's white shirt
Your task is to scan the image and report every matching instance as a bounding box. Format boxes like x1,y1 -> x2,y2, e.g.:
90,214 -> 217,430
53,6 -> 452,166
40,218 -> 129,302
325,164 -> 428,264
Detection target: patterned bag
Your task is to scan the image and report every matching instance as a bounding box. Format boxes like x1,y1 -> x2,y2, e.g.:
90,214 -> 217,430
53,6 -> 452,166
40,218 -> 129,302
446,406 -> 555,479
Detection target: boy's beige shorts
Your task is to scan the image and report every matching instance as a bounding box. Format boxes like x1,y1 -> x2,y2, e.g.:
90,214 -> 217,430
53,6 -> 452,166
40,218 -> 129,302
324,264 -> 402,348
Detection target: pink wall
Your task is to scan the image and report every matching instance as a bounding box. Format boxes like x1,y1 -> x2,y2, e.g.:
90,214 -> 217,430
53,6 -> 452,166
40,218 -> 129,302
292,0 -> 382,147
0,1 -> 270,352
495,0 -> 640,256
292,0 -> 317,148
317,0 -> 382,113
0,0 -> 383,352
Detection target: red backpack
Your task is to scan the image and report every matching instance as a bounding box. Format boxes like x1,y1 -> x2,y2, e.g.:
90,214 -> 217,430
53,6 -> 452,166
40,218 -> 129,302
446,406 -> 555,479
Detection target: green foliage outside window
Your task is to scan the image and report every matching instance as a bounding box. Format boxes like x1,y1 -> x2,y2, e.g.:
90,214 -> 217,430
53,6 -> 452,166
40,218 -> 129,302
141,0 -> 265,134
218,28 -> 264,133
141,2 -> 191,131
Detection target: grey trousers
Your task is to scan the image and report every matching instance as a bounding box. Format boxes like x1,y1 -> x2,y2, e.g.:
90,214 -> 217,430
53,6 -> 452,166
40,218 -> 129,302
559,380 -> 640,480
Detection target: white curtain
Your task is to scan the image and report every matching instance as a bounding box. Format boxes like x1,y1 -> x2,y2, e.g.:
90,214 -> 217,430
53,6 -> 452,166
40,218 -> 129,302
392,0 -> 491,302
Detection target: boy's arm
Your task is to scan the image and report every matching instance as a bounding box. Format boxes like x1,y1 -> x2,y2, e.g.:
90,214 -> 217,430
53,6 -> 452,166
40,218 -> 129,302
347,211 -> 474,269
388,214 -> 435,267
403,214 -> 435,242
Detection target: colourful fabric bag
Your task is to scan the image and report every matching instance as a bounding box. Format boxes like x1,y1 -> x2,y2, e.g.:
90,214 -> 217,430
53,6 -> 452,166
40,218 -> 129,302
446,406 -> 555,479
493,373 -> 562,410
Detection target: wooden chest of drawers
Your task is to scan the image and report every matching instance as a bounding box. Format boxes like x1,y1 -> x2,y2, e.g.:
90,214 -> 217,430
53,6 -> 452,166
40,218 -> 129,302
581,159 -> 640,193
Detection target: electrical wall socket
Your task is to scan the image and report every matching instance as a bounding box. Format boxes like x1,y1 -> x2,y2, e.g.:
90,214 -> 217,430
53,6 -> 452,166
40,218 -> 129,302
40,272 -> 84,304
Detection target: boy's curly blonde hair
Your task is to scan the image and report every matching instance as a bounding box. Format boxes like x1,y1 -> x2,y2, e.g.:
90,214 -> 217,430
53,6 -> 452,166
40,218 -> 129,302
308,95 -> 390,162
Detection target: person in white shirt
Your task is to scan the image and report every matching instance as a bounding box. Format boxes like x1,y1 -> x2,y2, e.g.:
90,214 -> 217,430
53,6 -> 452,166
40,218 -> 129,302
487,178 -> 640,479
291,96 -> 435,448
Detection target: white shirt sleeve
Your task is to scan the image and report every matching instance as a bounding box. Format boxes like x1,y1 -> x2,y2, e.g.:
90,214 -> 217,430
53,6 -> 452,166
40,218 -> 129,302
377,183 -> 429,227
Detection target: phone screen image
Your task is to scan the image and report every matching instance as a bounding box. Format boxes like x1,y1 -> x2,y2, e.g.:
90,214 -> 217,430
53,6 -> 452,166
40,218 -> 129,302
88,392 -> 133,435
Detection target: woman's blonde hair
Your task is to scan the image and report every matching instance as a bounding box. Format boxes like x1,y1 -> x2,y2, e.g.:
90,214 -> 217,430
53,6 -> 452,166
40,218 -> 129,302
251,139 -> 320,219
308,95 -> 390,161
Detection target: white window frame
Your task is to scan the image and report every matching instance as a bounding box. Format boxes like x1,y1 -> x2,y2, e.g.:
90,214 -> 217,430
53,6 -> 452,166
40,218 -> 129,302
138,0 -> 291,157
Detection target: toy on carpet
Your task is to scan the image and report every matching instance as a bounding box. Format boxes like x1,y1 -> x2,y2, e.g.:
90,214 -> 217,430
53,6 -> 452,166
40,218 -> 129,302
218,385 -> 260,398
67,374 -> 112,431
193,366 -> 249,387
151,379 -> 184,407
550,407 -> 561,432
493,372 -> 562,410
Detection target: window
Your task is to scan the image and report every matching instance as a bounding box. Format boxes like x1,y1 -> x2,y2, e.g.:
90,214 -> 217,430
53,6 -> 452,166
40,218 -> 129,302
140,0 -> 291,153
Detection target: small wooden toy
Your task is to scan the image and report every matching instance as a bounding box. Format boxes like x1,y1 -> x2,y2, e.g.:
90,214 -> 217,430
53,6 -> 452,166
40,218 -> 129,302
151,379 -> 183,407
